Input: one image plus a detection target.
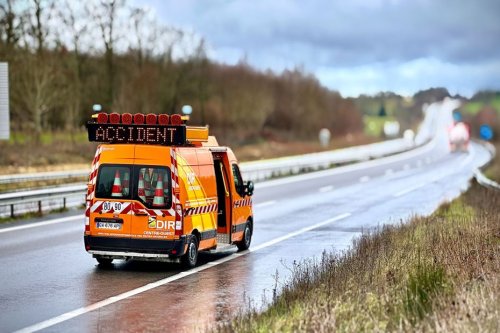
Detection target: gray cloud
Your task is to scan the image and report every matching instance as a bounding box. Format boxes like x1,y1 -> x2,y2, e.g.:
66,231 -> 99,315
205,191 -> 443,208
140,0 -> 500,95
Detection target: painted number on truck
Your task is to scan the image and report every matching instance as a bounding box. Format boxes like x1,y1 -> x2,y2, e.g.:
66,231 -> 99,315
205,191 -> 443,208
102,201 -> 122,212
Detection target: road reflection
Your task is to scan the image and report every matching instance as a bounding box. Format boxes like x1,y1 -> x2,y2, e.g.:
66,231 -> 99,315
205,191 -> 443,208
82,250 -> 251,332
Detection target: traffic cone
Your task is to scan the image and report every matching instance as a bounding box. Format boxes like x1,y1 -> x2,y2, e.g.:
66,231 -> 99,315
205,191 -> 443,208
137,172 -> 146,202
143,169 -> 153,196
122,171 -> 130,196
152,174 -> 165,207
111,170 -> 122,197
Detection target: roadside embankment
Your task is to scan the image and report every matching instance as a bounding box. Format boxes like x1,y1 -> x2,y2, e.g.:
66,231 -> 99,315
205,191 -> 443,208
218,146 -> 500,332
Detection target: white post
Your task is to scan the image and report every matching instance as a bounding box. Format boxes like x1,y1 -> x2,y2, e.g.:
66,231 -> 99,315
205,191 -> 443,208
0,63 -> 9,140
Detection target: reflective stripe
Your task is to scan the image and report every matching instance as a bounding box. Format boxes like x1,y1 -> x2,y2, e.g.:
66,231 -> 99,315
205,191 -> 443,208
184,204 -> 218,216
234,198 -> 252,208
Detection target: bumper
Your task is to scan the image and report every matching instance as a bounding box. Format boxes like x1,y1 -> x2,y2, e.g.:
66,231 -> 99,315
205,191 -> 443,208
84,235 -> 188,262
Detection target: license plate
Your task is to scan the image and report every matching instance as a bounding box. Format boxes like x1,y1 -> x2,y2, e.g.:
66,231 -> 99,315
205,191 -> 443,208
96,222 -> 122,230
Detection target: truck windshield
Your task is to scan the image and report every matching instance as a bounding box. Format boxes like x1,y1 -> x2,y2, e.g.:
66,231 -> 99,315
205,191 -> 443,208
95,165 -> 172,209
96,165 -> 132,199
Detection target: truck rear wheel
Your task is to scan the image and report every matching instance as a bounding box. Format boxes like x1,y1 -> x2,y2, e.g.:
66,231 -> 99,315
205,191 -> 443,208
182,235 -> 198,268
96,257 -> 113,266
237,223 -> 252,251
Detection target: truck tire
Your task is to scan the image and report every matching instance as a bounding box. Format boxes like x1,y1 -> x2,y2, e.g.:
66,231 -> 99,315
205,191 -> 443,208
182,235 -> 198,268
96,257 -> 113,266
237,223 -> 252,251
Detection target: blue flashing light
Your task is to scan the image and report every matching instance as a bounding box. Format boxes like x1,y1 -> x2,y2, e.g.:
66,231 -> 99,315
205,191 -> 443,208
479,124 -> 493,141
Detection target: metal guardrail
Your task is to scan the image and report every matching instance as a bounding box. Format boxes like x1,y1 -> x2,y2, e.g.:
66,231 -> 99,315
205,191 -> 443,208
0,138 -> 416,185
474,170 -> 500,191
0,184 -> 86,218
0,138 -> 416,218
0,170 -> 89,185
0,99 -> 448,217
240,138 -> 415,181
474,141 -> 500,191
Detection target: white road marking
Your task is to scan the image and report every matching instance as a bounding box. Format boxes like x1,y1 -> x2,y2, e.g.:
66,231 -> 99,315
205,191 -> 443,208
385,169 -> 393,175
0,215 -> 81,234
458,145 -> 475,169
394,183 -> 426,197
359,176 -> 370,183
256,135 -> 438,189
14,212 -> 351,333
403,164 -> 410,170
319,185 -> 334,193
416,160 -> 423,167
395,144 -> 478,198
254,200 -> 276,208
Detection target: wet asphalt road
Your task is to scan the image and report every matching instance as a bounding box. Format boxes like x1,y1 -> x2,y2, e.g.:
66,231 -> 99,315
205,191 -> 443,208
0,102 -> 493,333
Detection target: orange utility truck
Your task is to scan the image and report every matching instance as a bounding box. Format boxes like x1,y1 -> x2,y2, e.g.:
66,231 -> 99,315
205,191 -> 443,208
84,112 -> 254,267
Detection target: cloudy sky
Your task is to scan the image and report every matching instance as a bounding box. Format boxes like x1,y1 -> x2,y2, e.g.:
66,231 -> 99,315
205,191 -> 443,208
136,0 -> 500,97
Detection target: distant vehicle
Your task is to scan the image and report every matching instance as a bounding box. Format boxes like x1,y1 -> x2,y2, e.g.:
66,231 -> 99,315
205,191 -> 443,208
84,112 -> 254,267
448,122 -> 470,153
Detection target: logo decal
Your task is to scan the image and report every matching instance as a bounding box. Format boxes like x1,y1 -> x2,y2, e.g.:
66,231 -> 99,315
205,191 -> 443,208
148,216 -> 157,228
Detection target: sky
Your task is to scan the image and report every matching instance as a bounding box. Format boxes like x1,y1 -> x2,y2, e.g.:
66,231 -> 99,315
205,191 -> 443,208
134,0 -> 500,97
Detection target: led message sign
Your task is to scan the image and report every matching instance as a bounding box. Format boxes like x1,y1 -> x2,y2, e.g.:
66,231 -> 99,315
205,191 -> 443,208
87,123 -> 186,146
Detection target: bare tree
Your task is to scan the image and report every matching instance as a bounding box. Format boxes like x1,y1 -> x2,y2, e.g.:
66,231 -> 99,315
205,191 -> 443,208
87,0 -> 126,107
0,0 -> 23,51
194,39 -> 209,124
130,7 -> 146,67
57,1 -> 88,134
26,0 -> 55,56
12,54 -> 62,142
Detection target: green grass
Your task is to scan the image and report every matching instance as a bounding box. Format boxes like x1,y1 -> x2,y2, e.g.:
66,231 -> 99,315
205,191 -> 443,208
460,96 -> 500,116
363,115 -> 397,137
0,206 -> 70,224
8,130 -> 88,145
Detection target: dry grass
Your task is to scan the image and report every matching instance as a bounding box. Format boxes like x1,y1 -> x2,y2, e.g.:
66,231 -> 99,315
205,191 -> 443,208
217,175 -> 500,332
484,142 -> 500,183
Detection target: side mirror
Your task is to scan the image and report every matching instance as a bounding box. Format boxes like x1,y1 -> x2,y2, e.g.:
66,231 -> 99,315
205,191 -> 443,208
245,180 -> 254,196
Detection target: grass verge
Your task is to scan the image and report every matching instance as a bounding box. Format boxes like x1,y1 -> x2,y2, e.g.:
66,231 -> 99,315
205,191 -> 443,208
218,159 -> 500,332
0,206 -> 70,224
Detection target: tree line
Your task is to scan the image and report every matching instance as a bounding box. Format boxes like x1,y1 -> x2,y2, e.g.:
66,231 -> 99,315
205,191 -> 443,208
0,0 -> 366,144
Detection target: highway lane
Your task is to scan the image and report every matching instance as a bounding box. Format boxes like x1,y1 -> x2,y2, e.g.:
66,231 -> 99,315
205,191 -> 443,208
0,101 -> 493,332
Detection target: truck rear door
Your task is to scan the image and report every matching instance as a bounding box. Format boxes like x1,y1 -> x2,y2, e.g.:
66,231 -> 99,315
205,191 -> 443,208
129,165 -> 176,242
91,164 -> 133,240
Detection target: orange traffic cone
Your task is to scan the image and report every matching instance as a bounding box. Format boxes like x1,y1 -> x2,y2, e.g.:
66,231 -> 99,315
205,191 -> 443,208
152,173 -> 165,207
122,171 -> 130,196
111,170 -> 122,197
137,172 -> 146,202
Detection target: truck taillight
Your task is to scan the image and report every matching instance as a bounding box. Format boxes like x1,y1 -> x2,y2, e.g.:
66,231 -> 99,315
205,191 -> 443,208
175,204 -> 183,236
85,201 -> 90,233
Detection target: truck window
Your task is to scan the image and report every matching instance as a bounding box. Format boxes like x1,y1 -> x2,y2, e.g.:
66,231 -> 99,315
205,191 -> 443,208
136,166 -> 172,209
96,165 -> 132,199
232,164 -> 245,197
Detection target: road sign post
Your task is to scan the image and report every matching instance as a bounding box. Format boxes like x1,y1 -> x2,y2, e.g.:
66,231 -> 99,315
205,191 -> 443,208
0,63 -> 9,140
